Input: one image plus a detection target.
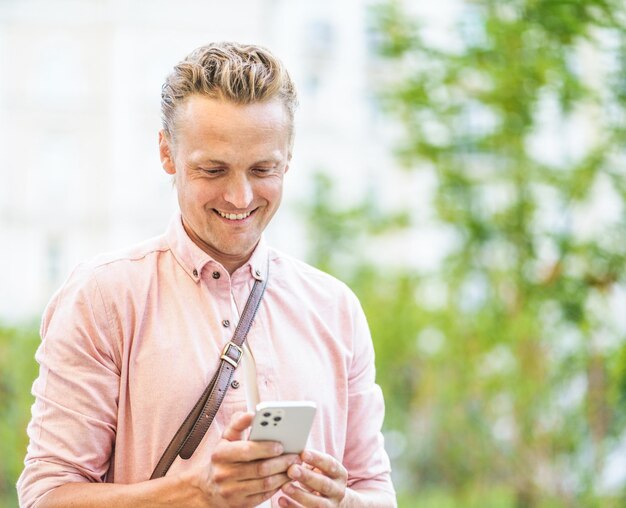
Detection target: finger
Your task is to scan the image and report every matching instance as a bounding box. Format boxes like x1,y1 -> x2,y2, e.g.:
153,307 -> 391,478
236,453 -> 301,481
212,469 -> 291,503
294,464 -> 316,493
278,492 -> 305,507
225,477 -> 283,508
221,411 -> 255,441
300,462 -> 317,491
287,463 -> 344,499
282,481 -> 327,507
278,494 -> 302,507
297,480 -> 315,494
241,471 -> 290,496
212,438 -> 284,463
300,450 -> 347,480
250,488 -> 284,508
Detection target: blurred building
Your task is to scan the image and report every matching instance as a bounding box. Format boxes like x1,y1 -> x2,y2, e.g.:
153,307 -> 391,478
0,0 -> 408,321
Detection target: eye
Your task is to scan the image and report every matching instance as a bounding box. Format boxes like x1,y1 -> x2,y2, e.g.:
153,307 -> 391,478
252,167 -> 275,175
201,168 -> 225,176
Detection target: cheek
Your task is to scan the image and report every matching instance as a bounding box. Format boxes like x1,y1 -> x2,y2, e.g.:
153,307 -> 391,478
180,179 -> 219,205
258,179 -> 284,204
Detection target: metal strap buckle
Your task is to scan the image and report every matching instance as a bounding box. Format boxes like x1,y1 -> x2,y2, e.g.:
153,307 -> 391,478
221,342 -> 243,368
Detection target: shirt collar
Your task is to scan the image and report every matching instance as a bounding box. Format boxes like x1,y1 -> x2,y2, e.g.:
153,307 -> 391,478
166,213 -> 268,283
241,236 -> 269,282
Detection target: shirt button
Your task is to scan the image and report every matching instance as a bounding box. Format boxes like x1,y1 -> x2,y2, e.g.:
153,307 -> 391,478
255,269 -> 261,277
222,320 -> 230,328
212,271 -> 221,279
192,269 -> 198,277
230,380 -> 240,389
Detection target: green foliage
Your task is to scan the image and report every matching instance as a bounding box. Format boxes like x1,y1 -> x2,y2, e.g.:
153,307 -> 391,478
0,326 -> 40,507
305,0 -> 626,505
301,172 -> 410,275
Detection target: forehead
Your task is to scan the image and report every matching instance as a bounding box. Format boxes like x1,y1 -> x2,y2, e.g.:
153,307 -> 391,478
172,95 -> 291,145
170,96 -> 292,165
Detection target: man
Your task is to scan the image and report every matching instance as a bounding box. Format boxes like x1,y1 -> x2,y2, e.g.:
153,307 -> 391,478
18,42 -> 396,507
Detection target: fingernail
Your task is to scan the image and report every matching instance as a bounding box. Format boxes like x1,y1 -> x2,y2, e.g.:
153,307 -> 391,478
302,451 -> 312,462
283,482 -> 295,493
275,444 -> 284,455
290,466 -> 301,479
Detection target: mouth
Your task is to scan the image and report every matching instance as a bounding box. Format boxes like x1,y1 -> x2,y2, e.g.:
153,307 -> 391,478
214,208 -> 256,221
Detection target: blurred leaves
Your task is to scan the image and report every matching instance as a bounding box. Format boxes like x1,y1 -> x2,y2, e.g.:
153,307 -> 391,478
305,0 -> 626,506
0,326 -> 39,507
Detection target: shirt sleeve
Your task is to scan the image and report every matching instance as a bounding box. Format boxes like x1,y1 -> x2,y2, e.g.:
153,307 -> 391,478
17,265 -> 121,508
343,293 -> 396,496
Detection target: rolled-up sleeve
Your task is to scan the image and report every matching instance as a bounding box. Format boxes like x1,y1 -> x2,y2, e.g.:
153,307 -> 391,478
17,265 -> 121,508
343,296 -> 395,496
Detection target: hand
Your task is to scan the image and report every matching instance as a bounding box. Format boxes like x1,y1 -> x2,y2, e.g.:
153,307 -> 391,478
278,449 -> 348,507
180,411 -> 301,507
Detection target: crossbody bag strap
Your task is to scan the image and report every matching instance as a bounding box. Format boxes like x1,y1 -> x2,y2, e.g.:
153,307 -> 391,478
150,260 -> 270,479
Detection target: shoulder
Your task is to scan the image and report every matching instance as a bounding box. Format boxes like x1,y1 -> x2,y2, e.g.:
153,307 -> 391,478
269,248 -> 347,288
54,233 -> 171,301
81,233 -> 170,277
86,234 -> 170,273
267,248 -> 361,308
41,233 -> 172,339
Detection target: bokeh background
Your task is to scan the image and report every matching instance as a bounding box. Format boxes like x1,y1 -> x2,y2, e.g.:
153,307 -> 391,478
2,0 -> 626,506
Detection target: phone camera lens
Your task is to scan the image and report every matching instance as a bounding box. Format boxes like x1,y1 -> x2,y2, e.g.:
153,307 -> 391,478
273,416 -> 282,422
261,420 -> 269,426
263,412 -> 271,417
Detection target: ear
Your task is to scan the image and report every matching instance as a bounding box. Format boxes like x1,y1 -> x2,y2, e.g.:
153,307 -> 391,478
159,130 -> 176,175
285,150 -> 293,174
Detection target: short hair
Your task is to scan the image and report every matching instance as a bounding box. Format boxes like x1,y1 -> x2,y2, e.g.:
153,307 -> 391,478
161,41 -> 298,140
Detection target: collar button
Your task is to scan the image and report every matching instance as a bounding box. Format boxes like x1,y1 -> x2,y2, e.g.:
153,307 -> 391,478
212,271 -> 221,279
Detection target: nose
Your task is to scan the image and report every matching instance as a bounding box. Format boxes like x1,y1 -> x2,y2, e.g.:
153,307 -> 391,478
223,172 -> 254,209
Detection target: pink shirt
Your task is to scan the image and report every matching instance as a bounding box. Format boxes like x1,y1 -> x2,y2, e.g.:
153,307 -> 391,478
18,214 -> 394,507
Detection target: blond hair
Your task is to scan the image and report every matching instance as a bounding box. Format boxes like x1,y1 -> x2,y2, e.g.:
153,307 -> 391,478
161,41 -> 298,139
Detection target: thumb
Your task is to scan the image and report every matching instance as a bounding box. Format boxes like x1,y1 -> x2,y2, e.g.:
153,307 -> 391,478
222,411 -> 254,441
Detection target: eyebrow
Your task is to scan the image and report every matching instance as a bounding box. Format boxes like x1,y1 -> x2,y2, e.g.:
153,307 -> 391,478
195,158 -> 228,166
191,157 -> 282,166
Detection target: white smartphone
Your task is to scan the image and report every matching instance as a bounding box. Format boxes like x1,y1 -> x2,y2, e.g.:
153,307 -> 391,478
248,401 -> 317,454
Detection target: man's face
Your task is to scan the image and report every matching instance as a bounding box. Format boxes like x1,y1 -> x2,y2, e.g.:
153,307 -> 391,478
159,95 -> 291,273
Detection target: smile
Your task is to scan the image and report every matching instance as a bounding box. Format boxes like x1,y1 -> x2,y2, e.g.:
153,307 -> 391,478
215,209 -> 254,221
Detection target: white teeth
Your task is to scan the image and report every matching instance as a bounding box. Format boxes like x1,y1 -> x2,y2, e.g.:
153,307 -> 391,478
218,210 -> 252,220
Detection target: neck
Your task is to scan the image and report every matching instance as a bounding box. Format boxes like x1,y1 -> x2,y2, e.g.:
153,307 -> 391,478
181,220 -> 256,275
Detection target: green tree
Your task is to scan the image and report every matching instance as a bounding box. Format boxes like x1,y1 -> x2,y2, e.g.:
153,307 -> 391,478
0,326 -> 40,507
304,1 -> 626,506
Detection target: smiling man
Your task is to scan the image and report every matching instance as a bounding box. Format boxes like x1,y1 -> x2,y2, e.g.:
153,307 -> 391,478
18,42 -> 396,508
162,96 -> 289,274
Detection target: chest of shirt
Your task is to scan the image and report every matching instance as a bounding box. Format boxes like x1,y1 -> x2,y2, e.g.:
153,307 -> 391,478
110,272 -> 352,445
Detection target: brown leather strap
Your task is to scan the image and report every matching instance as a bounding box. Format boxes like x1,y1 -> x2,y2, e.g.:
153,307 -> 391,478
150,262 -> 269,479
